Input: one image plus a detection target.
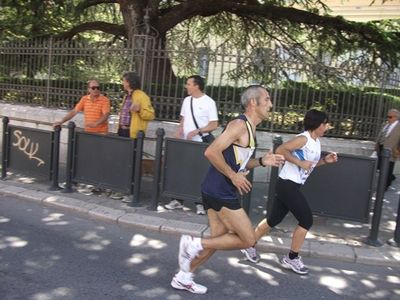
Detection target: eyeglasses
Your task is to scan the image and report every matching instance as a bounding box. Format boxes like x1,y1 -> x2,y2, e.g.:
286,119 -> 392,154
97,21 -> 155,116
89,86 -> 100,90
387,115 -> 395,119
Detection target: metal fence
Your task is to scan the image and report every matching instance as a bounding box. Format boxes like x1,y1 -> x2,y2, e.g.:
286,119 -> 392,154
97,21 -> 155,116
1,36 -> 399,139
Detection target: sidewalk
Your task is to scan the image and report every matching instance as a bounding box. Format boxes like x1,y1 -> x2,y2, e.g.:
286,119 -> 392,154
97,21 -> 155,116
0,170 -> 399,267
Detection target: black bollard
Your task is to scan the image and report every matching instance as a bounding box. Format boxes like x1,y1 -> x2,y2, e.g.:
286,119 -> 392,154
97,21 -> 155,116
149,128 -> 165,211
62,122 -> 75,193
266,135 -> 283,214
365,148 -> 391,246
387,194 -> 400,247
49,125 -> 61,191
1,117 -> 9,180
130,131 -> 144,207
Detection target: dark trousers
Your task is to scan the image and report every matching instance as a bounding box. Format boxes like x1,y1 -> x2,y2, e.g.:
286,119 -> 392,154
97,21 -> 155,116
377,144 -> 396,189
118,127 -> 130,137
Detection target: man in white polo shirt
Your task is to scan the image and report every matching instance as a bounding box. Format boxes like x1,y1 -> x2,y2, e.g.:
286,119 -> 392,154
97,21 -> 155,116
165,75 -> 218,214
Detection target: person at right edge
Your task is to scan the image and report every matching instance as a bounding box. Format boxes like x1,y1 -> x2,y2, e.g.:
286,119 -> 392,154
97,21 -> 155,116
241,109 -> 338,275
375,109 -> 400,190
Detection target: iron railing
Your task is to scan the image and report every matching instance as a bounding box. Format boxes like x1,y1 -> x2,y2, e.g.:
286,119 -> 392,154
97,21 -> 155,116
0,36 -> 399,139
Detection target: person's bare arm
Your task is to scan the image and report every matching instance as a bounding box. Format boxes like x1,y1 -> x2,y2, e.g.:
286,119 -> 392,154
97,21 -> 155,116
175,116 -> 184,138
316,152 -> 338,167
276,136 -> 313,171
187,120 -> 218,140
53,109 -> 78,127
245,150 -> 285,170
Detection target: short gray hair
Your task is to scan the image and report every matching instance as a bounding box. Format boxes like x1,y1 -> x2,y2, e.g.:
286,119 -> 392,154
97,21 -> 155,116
388,109 -> 400,119
240,85 -> 267,108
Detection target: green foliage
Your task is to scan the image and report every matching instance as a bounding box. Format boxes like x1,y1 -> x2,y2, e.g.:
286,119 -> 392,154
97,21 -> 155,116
0,1 -> 74,39
0,0 -> 399,139
0,1 -> 121,41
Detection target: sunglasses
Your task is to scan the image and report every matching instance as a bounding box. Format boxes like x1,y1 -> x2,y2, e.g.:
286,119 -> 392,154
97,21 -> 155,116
89,86 -> 100,90
387,116 -> 395,119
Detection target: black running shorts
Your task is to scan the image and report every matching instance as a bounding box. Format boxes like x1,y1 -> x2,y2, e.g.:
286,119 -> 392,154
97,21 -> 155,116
202,193 -> 242,211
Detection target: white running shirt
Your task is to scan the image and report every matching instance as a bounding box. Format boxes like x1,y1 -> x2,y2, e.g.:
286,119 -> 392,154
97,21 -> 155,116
279,131 -> 321,184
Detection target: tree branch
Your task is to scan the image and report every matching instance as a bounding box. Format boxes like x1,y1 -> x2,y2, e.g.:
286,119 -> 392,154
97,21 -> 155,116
158,0 -> 398,48
54,21 -> 126,39
76,0 -> 118,12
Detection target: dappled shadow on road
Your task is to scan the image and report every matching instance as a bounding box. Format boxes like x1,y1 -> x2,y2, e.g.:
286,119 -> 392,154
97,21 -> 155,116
0,196 -> 399,300
232,252 -> 400,300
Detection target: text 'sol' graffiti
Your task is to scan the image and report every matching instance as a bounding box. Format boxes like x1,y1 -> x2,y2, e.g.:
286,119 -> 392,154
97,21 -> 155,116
12,130 -> 45,167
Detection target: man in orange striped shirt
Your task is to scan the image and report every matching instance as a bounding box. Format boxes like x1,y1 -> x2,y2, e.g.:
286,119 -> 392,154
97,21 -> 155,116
53,80 -> 111,133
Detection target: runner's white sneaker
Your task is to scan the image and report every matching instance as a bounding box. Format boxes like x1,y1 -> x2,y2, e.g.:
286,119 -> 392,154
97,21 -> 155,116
178,235 -> 200,272
165,199 -> 184,210
171,273 -> 207,294
281,255 -> 309,275
240,246 -> 260,263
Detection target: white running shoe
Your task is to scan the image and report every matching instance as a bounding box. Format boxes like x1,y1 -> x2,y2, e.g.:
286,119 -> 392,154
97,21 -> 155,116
171,273 -> 207,294
240,247 -> 260,263
165,199 -> 184,210
281,255 -> 309,275
196,204 -> 206,215
178,235 -> 200,272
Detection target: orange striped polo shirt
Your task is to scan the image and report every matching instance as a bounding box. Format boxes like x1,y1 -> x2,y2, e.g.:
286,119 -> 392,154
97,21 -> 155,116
74,94 -> 111,133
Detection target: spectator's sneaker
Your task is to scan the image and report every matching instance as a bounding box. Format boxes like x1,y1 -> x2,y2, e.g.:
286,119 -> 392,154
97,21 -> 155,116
92,187 -> 106,194
281,255 -> 309,275
165,199 -> 184,210
178,235 -> 200,272
196,204 -> 206,215
77,185 -> 94,195
240,247 -> 260,263
171,273 -> 207,294
110,192 -> 124,200
121,196 -> 131,203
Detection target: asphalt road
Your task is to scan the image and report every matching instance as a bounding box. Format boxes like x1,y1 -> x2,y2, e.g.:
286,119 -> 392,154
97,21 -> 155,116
0,194 -> 399,300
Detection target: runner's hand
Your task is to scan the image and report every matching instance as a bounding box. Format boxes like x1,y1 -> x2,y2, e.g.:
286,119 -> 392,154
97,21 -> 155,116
324,152 -> 338,163
262,151 -> 285,167
299,160 -> 313,171
231,170 -> 251,195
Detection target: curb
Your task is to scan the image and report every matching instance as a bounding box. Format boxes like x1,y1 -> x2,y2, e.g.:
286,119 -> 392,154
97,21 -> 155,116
1,182 -> 399,267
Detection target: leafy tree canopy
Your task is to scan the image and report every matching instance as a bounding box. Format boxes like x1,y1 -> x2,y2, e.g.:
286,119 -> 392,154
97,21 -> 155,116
0,1 -> 399,73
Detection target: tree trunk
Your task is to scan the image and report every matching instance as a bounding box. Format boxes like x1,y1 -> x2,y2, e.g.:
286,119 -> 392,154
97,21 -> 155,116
118,0 -> 146,40
118,1 -> 179,85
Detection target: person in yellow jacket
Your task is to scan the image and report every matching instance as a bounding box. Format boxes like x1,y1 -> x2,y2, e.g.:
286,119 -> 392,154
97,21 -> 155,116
118,72 -> 155,138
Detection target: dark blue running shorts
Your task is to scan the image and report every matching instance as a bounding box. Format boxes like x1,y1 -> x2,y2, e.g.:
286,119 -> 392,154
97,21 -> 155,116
202,193 -> 242,211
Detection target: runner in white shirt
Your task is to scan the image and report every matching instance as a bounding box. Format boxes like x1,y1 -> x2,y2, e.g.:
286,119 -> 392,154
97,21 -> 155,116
241,109 -> 338,274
